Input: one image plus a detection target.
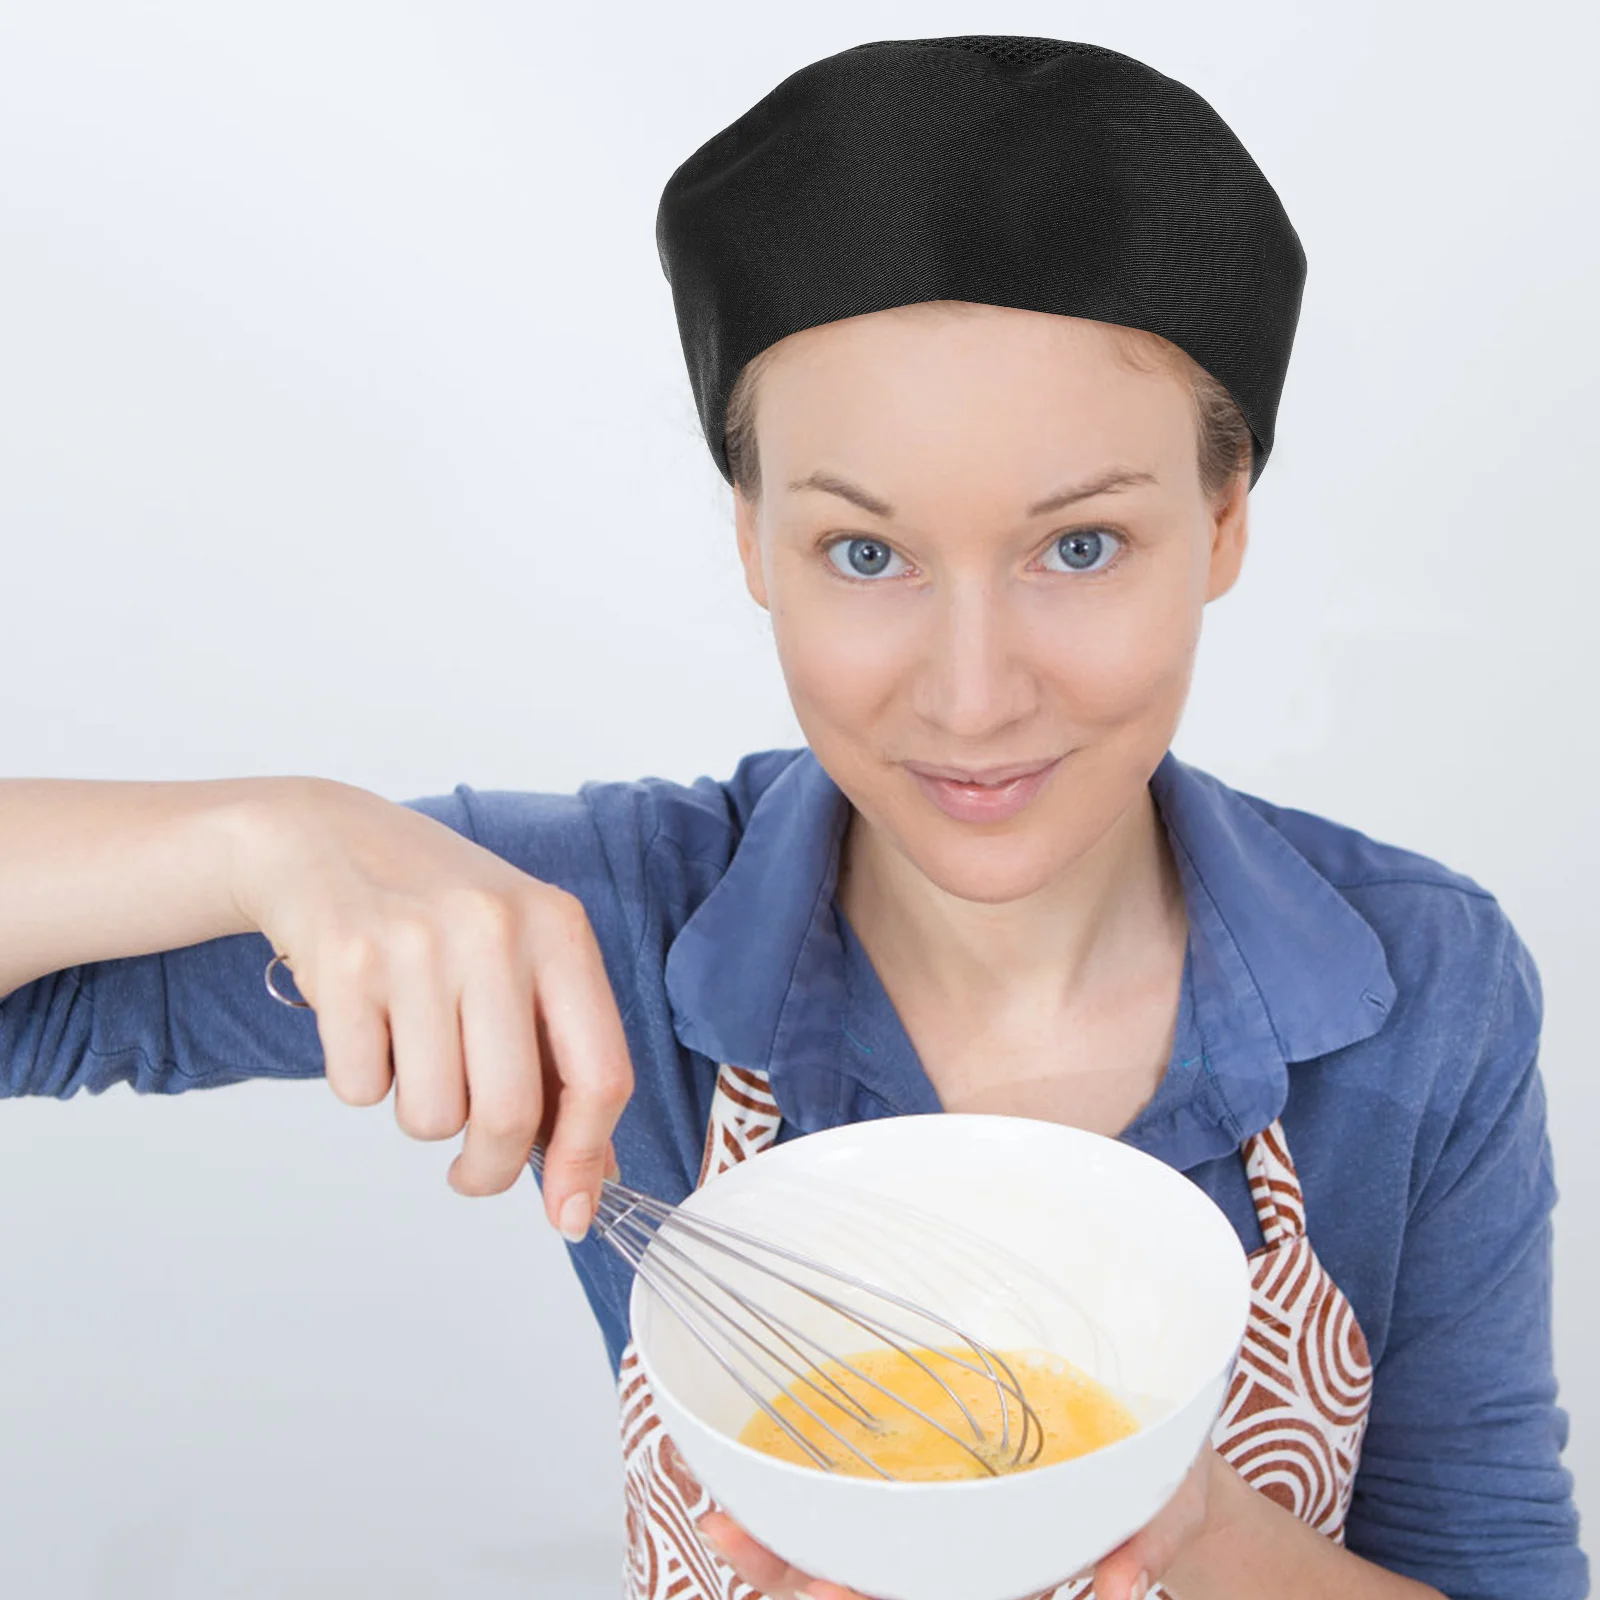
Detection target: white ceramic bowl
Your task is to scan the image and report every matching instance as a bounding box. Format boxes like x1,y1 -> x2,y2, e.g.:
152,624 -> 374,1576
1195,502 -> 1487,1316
630,1113 -> 1250,1600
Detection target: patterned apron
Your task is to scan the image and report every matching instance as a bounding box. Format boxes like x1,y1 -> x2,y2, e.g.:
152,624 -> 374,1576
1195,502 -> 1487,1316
618,1064 -> 1374,1600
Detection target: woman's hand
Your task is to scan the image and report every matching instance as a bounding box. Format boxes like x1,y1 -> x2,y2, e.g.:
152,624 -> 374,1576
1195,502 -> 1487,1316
230,777 -> 633,1233
696,1511 -> 865,1600
696,1447 -> 1220,1600
1090,1445 -> 1217,1600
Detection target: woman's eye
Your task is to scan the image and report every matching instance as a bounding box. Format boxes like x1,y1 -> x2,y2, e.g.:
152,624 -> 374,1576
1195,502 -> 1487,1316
826,536 -> 906,580
1041,528 -> 1121,575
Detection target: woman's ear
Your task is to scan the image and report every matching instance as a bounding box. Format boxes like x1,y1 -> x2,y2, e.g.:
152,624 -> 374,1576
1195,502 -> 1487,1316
733,487 -> 770,610
1204,465 -> 1250,602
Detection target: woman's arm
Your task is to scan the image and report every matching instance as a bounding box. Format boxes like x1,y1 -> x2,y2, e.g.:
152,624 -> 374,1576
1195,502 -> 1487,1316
1335,917 -> 1586,1598
0,776 -> 635,1231
0,777 -> 279,996
1115,1448 -> 1444,1600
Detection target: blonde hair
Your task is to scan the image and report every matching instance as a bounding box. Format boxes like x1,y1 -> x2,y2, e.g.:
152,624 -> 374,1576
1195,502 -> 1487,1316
723,303 -> 1253,507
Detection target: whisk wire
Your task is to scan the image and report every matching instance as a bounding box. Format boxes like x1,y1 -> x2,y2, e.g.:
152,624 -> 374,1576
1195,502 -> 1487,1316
599,1200 -> 1009,1476
591,1193 -> 905,1475
530,1150 -> 1048,1479
627,1246 -> 854,1472
607,1190 -> 1045,1469
628,1220 -> 1025,1476
603,1209 -> 883,1429
604,1191 -> 1044,1471
610,1197 -> 990,1430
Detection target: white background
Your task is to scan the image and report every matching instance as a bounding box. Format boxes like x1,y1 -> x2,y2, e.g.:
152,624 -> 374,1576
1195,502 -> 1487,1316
0,2 -> 1594,1595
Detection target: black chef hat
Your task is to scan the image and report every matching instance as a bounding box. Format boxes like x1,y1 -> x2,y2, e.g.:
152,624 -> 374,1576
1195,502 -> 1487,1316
656,35 -> 1305,488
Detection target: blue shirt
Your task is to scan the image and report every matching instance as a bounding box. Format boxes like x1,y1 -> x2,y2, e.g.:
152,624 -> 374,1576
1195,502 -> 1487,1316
1,749 -> 1586,1600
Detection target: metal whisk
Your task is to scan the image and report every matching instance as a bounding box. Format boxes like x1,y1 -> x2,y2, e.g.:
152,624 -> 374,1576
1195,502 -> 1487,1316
530,1149 -> 1046,1480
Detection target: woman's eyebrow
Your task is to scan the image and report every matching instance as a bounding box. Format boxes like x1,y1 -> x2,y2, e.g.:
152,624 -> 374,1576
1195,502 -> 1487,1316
1026,467 -> 1158,517
784,466 -> 1158,520
785,471 -> 895,517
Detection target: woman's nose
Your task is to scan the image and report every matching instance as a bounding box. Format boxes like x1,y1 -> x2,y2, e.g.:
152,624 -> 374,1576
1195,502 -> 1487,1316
909,582 -> 1037,740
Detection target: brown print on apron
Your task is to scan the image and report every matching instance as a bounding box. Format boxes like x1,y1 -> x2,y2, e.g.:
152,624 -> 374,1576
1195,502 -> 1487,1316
616,1065 -> 1375,1600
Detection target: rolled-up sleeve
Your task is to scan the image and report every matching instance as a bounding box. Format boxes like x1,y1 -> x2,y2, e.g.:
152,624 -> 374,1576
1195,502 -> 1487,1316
0,924 -> 323,1097
1344,921 -> 1588,1599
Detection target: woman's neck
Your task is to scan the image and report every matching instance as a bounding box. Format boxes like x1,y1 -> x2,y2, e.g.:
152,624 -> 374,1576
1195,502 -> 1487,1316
835,785 -> 1184,1019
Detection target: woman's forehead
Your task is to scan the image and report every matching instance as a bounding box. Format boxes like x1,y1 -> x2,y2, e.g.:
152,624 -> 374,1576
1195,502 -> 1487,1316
755,310 -> 1197,496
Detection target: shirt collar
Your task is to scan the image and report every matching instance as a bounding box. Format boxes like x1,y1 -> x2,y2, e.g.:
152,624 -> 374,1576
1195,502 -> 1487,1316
663,748 -> 1396,1159
1144,757 -> 1395,1160
663,751 -> 850,1103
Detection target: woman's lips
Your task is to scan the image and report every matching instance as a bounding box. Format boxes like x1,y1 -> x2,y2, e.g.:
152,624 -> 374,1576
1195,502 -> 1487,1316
905,757 -> 1063,824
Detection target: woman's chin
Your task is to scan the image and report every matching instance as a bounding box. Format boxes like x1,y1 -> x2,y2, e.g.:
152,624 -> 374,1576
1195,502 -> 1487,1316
896,830 -> 1077,907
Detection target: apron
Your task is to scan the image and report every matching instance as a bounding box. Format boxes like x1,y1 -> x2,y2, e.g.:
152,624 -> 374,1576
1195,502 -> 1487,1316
618,1064 -> 1374,1600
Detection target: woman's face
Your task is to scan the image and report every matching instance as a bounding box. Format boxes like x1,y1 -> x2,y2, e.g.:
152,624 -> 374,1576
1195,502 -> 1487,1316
734,304 -> 1248,906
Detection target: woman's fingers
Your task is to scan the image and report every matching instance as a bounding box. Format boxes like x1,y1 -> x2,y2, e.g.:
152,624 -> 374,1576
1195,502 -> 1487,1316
696,1513 -> 875,1600
528,888 -> 634,1236
697,1514 -> 808,1598
1092,1445 -> 1215,1600
452,946 -> 545,1197
313,947 -> 394,1107
274,807 -> 632,1212
1092,1547 -> 1153,1600
385,918 -> 469,1144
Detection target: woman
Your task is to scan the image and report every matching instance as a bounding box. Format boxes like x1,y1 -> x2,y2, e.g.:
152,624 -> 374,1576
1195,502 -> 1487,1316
0,34 -> 1586,1600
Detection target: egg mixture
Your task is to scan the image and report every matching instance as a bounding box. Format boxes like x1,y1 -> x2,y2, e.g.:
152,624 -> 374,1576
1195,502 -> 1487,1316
737,1345 -> 1138,1481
